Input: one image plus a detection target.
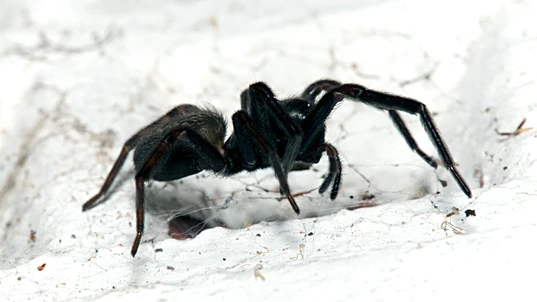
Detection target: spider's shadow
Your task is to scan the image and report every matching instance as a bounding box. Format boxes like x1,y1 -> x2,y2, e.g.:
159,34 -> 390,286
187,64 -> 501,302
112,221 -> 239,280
143,177 -> 228,239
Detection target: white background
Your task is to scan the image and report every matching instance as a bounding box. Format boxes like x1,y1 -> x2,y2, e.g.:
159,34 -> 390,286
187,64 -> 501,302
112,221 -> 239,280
1,0 -> 537,301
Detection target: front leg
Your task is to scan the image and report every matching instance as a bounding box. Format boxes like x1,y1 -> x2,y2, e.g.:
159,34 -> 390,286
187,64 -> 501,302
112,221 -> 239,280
299,144 -> 343,200
232,111 -> 301,215
301,80 -> 439,170
331,84 -> 472,198
243,82 -> 303,174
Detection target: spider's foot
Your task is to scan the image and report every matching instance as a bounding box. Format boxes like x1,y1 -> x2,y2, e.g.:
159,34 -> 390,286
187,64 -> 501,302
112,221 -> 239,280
286,193 -> 300,215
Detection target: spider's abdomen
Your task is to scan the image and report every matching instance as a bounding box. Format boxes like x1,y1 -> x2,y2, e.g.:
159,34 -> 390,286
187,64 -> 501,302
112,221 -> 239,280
133,105 -> 226,181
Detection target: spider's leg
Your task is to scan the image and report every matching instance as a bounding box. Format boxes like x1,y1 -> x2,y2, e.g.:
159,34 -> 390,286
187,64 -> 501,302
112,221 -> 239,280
82,105 -> 202,211
330,84 -> 472,198
299,80 -> 346,200
388,110 -> 438,169
245,83 -> 303,174
235,89 -> 261,168
131,128 -> 226,257
131,175 -> 146,257
82,135 -> 138,211
316,144 -> 342,200
131,128 -> 185,257
184,131 -> 226,172
298,143 -> 342,199
301,79 -> 439,169
290,162 -> 313,171
301,79 -> 342,103
232,111 -> 300,215
300,91 -> 345,152
240,89 -> 252,114
299,79 -> 343,151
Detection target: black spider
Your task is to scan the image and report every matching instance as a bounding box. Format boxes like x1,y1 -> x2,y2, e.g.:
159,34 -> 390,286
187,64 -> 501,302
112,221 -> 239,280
82,79 -> 472,257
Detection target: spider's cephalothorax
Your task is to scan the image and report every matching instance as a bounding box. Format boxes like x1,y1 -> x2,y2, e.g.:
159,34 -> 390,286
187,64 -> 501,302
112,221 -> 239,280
82,79 -> 472,257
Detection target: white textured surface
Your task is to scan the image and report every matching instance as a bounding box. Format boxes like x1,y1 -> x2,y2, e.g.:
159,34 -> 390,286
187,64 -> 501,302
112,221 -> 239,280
1,0 -> 537,301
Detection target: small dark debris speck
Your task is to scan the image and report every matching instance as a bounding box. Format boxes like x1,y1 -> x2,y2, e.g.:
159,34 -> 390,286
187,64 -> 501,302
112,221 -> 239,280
17,277 -> 21,281
167,266 -> 175,271
256,234 -> 261,237
37,263 -> 46,271
465,209 -> 476,217
223,258 -> 226,261
308,232 -> 314,236
155,248 -> 163,253
71,234 -> 76,239
29,230 -> 36,242
361,194 -> 375,201
503,166 -> 508,170
349,195 -> 354,199
112,286 -> 116,289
